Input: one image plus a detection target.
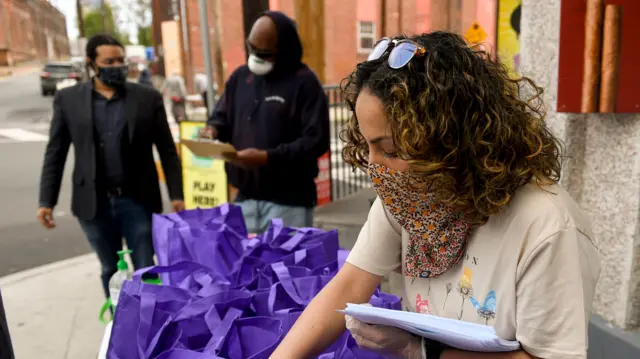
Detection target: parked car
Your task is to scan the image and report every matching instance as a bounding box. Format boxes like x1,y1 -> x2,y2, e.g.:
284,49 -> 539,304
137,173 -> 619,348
40,61 -> 83,96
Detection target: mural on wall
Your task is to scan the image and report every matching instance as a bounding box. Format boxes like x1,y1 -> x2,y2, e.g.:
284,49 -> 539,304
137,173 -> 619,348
497,0 -> 521,76
558,0 -> 640,113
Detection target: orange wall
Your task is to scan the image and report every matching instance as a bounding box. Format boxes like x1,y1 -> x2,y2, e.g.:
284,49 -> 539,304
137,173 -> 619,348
476,0 -> 497,53
185,0 -> 498,87
357,0 -> 377,21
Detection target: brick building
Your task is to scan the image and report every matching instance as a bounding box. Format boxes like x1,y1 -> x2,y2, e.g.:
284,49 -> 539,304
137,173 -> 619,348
177,0 -> 497,90
0,0 -> 70,66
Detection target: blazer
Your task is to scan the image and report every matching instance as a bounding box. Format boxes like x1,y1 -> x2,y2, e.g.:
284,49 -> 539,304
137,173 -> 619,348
39,82 -> 183,220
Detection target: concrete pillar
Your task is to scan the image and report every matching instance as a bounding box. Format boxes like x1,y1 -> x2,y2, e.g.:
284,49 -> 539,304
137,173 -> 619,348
520,0 -> 640,332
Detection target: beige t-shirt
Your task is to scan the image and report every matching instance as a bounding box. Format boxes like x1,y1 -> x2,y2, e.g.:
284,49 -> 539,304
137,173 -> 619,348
346,184 -> 601,359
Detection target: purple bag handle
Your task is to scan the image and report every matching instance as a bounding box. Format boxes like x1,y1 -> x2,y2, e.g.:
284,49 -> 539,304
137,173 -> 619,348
277,231 -> 308,252
137,295 -> 157,358
294,249 -> 307,264
165,212 -> 189,226
154,349 -> 224,359
268,262 -> 305,308
203,307 -> 243,353
133,261 -> 215,281
143,297 -> 238,358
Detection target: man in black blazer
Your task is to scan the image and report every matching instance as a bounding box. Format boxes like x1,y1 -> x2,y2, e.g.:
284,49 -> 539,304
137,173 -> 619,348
37,35 -> 184,299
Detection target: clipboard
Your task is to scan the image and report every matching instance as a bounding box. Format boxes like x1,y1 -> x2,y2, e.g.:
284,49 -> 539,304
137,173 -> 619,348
181,139 -> 237,160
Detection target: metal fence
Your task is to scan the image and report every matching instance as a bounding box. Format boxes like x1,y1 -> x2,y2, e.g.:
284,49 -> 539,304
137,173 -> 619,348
323,85 -> 371,202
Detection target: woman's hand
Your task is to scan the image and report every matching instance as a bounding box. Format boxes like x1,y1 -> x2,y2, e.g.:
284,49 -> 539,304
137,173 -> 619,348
346,314 -> 423,359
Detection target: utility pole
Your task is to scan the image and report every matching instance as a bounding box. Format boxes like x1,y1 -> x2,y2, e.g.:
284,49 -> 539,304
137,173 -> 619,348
294,0 -> 325,83
211,0 -> 225,95
100,0 -> 108,33
76,0 -> 85,38
241,0 -> 269,59
178,0 -> 192,92
198,0 -> 215,115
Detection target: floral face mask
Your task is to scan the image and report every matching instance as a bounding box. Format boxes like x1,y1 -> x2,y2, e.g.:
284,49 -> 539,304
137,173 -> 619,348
368,163 -> 470,278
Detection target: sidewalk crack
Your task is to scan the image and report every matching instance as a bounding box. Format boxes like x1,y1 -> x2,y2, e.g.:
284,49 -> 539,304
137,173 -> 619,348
63,305 -> 78,359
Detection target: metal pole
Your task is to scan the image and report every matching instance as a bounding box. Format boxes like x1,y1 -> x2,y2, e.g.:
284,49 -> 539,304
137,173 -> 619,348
177,0 -> 191,91
76,0 -> 85,38
198,0 -> 215,116
101,0 -> 108,33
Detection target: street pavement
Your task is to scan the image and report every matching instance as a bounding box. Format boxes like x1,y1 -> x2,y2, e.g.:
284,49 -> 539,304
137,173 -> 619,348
0,71 -> 93,277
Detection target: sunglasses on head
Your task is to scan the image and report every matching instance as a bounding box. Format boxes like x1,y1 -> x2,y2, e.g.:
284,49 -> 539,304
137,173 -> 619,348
246,40 -> 276,60
367,38 -> 427,69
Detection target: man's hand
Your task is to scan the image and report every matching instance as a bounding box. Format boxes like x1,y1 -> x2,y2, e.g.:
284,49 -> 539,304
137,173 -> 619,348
171,200 -> 185,212
197,125 -> 217,139
236,148 -> 268,168
346,314 -> 423,359
36,207 -> 56,229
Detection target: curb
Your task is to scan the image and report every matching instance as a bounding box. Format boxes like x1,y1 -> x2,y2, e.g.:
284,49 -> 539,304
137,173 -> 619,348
0,253 -> 96,287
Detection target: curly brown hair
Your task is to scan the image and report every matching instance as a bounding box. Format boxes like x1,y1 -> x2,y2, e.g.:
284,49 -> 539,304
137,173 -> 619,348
341,32 -> 563,225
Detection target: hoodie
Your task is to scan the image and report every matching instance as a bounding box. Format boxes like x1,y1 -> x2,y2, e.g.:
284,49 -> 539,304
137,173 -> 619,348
207,11 -> 330,208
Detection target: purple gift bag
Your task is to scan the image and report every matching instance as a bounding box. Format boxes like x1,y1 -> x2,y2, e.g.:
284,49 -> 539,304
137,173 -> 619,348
152,205 -> 248,273
369,290 -> 402,310
214,317 -> 283,359
134,262 -> 230,296
154,349 -> 223,359
318,333 -> 386,359
108,280 -> 194,359
169,228 -> 249,277
109,203 -> 405,359
167,205 -> 248,235
145,293 -> 254,357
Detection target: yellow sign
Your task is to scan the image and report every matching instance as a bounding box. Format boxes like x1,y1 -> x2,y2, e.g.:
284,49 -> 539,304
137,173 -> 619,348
179,121 -> 228,210
497,0 -> 522,76
465,22 -> 488,45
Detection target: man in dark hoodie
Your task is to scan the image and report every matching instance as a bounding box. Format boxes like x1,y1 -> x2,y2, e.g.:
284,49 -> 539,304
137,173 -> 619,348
201,11 -> 330,233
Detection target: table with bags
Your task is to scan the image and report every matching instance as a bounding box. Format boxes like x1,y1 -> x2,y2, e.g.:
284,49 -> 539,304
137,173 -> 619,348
103,204 -> 401,359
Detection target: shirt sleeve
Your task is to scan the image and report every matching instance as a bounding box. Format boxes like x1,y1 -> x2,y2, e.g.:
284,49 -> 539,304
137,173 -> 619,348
515,228 -> 601,359
207,72 -> 237,143
346,197 -> 403,276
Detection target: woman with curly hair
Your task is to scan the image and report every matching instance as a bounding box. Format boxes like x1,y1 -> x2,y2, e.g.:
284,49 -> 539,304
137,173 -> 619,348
270,32 -> 600,359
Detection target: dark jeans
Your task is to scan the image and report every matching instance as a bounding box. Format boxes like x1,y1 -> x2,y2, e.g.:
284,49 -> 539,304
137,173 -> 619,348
0,291 -> 14,359
77,196 -> 155,299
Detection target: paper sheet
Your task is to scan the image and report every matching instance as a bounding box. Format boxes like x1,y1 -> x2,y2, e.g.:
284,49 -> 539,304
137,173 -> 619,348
340,304 -> 520,352
181,139 -> 237,160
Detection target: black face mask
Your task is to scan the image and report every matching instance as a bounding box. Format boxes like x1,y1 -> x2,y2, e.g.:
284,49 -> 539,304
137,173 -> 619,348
96,65 -> 128,88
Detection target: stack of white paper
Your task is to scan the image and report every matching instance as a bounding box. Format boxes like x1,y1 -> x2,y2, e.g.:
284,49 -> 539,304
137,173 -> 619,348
340,304 -> 520,352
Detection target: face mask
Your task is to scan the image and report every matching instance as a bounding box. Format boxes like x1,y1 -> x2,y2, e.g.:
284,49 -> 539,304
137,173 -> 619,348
96,65 -> 128,88
368,163 -> 471,278
247,54 -> 274,76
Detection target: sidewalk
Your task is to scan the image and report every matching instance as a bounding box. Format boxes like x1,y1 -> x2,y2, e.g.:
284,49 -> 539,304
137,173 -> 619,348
0,61 -> 42,79
0,254 -> 105,359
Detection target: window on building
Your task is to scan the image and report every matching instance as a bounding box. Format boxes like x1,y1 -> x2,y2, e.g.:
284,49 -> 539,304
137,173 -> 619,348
358,21 -> 376,53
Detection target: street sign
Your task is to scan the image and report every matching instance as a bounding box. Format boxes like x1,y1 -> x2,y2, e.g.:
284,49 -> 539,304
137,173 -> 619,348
180,121 -> 229,209
465,21 -> 488,44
